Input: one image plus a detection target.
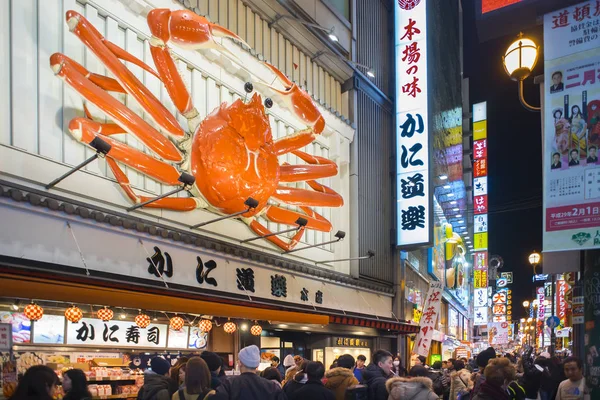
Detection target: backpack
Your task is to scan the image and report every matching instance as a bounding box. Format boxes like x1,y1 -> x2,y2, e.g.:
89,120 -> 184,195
178,388 -> 216,400
428,372 -> 446,396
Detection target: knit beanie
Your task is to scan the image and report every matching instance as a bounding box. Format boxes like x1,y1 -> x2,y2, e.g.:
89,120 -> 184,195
238,345 -> 260,369
201,351 -> 222,372
476,347 -> 496,369
150,357 -> 171,376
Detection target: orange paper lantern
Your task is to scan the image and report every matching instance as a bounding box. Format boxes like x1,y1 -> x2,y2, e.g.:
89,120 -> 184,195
199,319 -> 213,332
170,316 -> 185,331
65,306 -> 83,323
250,323 -> 262,336
24,303 -> 44,321
135,313 -> 151,328
223,321 -> 237,334
97,307 -> 114,322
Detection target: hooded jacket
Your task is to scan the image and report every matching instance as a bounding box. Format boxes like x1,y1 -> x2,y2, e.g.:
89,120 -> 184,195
137,373 -> 173,400
386,377 -> 439,400
362,364 -> 390,400
212,372 -> 286,400
450,369 -> 473,400
323,367 -> 360,400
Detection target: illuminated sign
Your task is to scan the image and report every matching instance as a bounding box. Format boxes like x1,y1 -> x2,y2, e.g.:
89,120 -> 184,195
395,0 -> 430,247
481,0 -> 524,13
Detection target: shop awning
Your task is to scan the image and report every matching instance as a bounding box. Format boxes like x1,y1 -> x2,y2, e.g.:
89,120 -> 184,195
0,273 -> 329,325
329,315 -> 419,334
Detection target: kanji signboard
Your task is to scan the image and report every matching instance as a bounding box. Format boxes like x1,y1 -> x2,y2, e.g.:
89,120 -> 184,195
412,281 -> 443,357
395,0 -> 431,247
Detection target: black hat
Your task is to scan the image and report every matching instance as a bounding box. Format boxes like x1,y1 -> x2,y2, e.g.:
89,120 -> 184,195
150,357 -> 171,376
476,347 -> 496,368
201,351 -> 223,372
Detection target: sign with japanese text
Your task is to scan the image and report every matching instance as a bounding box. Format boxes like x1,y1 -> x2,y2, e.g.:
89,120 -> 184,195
500,272 -> 514,284
474,307 -> 488,325
557,279 -> 569,320
474,177 -> 488,197
412,281 -> 443,357
334,337 -> 371,348
537,287 -> 546,320
543,1 -> 600,253
474,195 -> 488,215
66,318 -> 168,348
474,232 -> 488,250
474,140 -> 488,160
0,323 -> 12,351
475,214 -> 488,233
488,321 -> 509,344
474,252 -> 488,270
395,0 -> 431,247
474,288 -> 488,307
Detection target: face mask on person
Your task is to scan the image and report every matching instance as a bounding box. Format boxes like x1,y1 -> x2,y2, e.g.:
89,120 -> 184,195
393,361 -> 400,367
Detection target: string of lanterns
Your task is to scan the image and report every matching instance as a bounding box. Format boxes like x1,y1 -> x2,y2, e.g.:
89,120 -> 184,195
18,301 -> 263,336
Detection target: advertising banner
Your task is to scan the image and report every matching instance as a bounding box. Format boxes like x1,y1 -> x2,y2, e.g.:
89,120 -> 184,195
543,1 -> 600,252
488,321 -> 509,345
66,318 -> 168,348
413,281 -> 443,357
395,0 -> 431,247
474,307 -> 489,325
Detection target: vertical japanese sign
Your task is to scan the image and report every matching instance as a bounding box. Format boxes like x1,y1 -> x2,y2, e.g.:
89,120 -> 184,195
473,102 -> 490,326
543,1 -> 600,252
537,287 -> 546,320
557,279 -> 569,322
395,0 -> 431,247
413,281 -> 443,357
0,323 -> 12,351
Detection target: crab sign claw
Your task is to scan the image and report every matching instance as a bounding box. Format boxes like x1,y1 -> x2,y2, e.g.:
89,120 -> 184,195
147,9 -> 250,117
256,61 -> 325,139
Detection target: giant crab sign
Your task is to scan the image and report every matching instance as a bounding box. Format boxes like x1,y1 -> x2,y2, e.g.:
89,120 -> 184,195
50,8 -> 343,251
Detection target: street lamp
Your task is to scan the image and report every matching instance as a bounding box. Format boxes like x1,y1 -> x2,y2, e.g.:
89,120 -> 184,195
502,33 -> 540,112
528,251 -> 541,275
523,300 -> 530,308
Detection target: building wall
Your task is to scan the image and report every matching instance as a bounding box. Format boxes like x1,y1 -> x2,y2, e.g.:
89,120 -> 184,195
352,0 -> 395,283
0,0 -> 356,274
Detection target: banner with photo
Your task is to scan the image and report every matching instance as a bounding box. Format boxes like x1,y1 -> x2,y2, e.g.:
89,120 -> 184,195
543,1 -> 600,252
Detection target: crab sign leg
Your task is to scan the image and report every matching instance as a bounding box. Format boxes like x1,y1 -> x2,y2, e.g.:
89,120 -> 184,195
279,150 -> 339,182
247,219 -> 306,251
65,10 -> 184,138
255,62 -> 325,154
50,53 -> 182,162
264,205 -> 332,232
147,9 -> 249,117
106,158 -> 200,211
274,185 -> 343,207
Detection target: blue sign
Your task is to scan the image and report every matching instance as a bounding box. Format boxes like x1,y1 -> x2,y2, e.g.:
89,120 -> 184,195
546,316 -> 560,329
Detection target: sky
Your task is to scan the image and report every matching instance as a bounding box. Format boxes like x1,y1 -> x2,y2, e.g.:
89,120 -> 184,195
462,0 -> 544,320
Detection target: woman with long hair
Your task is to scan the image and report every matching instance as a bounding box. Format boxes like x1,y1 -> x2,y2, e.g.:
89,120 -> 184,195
170,356 -> 190,390
63,369 -> 92,400
172,357 -> 215,400
9,365 -> 58,400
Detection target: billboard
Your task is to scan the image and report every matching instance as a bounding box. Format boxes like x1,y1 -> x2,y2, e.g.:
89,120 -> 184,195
395,0 -> 431,247
543,1 -> 600,252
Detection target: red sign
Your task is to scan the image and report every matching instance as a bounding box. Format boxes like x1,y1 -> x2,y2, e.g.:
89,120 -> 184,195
557,280 -> 569,320
474,195 -> 488,214
474,159 -> 488,177
546,202 -> 600,231
473,140 -> 487,160
481,0 -> 523,14
474,252 -> 488,270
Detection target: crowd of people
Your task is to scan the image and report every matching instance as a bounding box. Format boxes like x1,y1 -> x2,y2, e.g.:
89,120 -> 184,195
6,345 -> 590,400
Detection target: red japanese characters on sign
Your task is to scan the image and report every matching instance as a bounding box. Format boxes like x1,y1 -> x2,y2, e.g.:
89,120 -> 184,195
474,252 -> 488,270
557,279 -> 569,320
552,2 -> 600,29
474,159 -> 488,177
474,195 -> 488,214
474,140 -> 487,160
412,281 -> 443,357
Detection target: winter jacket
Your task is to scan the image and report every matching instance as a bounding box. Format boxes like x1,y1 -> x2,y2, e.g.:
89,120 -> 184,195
472,381 -> 509,400
289,380 -> 335,400
211,372 -> 286,400
209,372 -> 222,391
363,364 -> 391,400
283,376 -> 307,398
386,377 -> 439,400
323,367 -> 360,400
450,369 -> 473,400
137,373 -> 174,400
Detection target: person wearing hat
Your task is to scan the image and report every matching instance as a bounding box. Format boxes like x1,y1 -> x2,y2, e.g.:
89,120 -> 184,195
137,357 -> 176,400
200,352 -> 224,390
472,347 -> 497,397
212,345 -> 286,400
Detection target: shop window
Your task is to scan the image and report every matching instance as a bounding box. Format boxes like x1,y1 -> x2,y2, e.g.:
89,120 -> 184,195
326,0 -> 350,20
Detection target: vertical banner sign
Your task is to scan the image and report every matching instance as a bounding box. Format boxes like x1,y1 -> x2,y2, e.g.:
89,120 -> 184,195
473,102 -> 490,326
584,256 -> 600,395
557,279 -> 569,322
395,0 -> 431,247
537,287 -> 546,320
413,281 -> 443,357
543,1 -> 600,252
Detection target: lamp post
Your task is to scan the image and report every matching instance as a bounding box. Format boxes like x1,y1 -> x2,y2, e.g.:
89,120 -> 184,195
502,33 -> 541,112
528,251 -> 541,275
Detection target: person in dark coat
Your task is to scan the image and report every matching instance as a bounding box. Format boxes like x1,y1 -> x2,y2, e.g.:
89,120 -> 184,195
200,351 -> 224,390
472,347 -> 496,397
289,361 -> 334,400
63,369 -> 92,400
9,365 -> 58,400
271,356 -> 286,379
362,350 -> 394,400
212,345 -> 286,400
137,357 -> 176,400
283,360 -> 309,398
472,358 -> 515,400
